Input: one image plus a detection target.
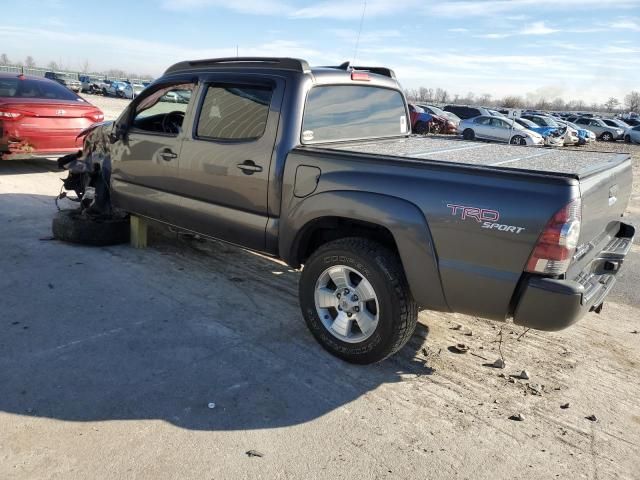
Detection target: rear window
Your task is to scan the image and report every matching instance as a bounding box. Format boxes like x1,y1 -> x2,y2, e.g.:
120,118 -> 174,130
0,77 -> 81,101
301,85 -> 408,144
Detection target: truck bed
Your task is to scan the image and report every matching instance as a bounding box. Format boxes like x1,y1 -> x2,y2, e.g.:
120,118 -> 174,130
321,136 -> 628,179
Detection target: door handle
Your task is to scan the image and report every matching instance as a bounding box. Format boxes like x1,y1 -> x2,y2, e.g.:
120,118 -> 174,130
160,149 -> 177,161
237,160 -> 263,174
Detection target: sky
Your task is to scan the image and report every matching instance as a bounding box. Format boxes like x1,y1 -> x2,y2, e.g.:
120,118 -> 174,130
1,0 -> 639,104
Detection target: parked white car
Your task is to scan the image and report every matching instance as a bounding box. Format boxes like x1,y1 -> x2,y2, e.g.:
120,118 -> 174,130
121,83 -> 145,99
459,116 -> 544,146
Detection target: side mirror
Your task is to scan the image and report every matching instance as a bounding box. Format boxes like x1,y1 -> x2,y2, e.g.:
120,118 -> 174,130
109,123 -> 127,144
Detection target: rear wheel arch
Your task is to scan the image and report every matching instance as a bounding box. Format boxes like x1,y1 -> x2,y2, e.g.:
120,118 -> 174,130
280,191 -> 450,312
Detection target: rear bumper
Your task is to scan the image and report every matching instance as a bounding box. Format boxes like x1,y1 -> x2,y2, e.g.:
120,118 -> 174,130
513,222 -> 635,331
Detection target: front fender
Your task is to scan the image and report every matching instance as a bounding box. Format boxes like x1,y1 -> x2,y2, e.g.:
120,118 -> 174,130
280,190 -> 450,312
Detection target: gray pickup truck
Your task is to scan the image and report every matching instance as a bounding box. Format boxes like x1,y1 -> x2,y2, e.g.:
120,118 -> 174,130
58,57 -> 634,364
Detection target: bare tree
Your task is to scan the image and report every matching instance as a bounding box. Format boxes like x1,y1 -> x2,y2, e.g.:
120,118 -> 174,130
624,91 -> 640,112
0,53 -> 9,65
551,98 -> 565,111
477,93 -> 492,106
24,56 -> 36,68
435,88 -> 449,104
81,59 -> 90,73
47,61 -> 59,71
501,96 -> 525,108
604,97 -> 619,112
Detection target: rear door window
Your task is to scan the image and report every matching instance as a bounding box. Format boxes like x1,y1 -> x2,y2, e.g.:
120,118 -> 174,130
302,85 -> 408,143
196,85 -> 273,140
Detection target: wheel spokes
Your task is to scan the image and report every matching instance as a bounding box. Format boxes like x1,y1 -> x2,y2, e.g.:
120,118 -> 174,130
354,278 -> 376,303
354,309 -> 377,336
327,266 -> 352,290
331,313 -> 353,337
317,287 -> 338,308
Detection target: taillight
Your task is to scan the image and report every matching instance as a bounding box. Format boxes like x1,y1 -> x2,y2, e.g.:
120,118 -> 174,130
525,198 -> 581,276
0,110 -> 22,120
84,111 -> 104,122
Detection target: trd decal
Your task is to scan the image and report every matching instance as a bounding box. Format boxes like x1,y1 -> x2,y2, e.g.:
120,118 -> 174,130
447,203 -> 525,234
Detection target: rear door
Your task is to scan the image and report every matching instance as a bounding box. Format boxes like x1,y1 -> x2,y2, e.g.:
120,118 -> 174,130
473,116 -> 493,139
175,74 -> 285,251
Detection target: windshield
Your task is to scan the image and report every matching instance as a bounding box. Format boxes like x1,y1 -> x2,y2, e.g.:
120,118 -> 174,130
537,116 -> 559,127
425,105 -> 445,116
518,118 -> 538,128
302,85 -> 408,144
0,76 -> 82,101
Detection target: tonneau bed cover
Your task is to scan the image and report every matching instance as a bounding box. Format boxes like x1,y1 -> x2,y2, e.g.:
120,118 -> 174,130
319,136 -> 629,180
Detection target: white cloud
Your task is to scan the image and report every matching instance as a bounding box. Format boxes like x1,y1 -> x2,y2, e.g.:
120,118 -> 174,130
609,18 -> 640,31
291,0 -> 420,19
160,0 -> 289,15
521,21 -> 557,35
430,0 -> 640,16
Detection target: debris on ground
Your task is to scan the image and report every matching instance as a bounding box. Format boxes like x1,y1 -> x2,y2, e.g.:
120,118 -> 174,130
518,370 -> 530,380
464,330 -> 473,337
509,413 -> 525,421
246,450 -> 264,458
451,324 -> 463,330
527,383 -> 544,396
632,330 -> 639,334
450,343 -> 470,354
586,414 -> 598,422
207,402 -> 216,409
492,358 -> 506,369
560,403 -> 570,409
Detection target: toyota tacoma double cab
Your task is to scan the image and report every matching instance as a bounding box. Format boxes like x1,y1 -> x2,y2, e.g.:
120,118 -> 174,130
57,57 -> 635,364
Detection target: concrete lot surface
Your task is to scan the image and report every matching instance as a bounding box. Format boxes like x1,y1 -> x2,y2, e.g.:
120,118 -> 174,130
1,119 -> 639,478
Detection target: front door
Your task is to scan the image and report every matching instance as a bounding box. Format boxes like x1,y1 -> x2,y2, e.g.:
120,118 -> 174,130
110,80 -> 197,223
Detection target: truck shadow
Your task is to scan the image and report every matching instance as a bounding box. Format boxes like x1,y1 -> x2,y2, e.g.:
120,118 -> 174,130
0,191 -> 433,432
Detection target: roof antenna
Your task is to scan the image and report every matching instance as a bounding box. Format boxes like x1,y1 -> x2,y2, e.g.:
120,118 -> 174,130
352,1 -> 367,65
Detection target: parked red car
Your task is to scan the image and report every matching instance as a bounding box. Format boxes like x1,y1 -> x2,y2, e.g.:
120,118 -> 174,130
0,73 -> 104,160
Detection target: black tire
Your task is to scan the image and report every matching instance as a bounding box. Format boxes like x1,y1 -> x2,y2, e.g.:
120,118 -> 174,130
413,121 -> 428,135
462,128 -> 475,140
601,132 -> 613,142
510,135 -> 527,146
625,135 -> 631,143
52,209 -> 129,246
299,237 -> 418,364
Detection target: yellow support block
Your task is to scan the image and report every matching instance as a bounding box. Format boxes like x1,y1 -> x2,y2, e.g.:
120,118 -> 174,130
130,215 -> 148,249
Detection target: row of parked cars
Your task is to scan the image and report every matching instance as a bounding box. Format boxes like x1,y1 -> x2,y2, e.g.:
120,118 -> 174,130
77,75 -> 147,99
408,103 -> 640,146
44,71 -> 148,99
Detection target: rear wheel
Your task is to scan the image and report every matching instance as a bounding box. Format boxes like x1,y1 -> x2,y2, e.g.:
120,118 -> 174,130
601,132 -> 613,142
625,134 -> 631,143
462,128 -> 475,140
299,238 -> 418,364
510,135 -> 527,146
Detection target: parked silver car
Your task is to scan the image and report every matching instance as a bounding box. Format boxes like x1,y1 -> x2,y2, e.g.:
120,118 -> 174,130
624,125 -> 640,144
574,117 -> 624,141
458,116 -> 544,146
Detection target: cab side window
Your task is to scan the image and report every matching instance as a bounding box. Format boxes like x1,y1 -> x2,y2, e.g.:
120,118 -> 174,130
196,85 -> 273,140
131,83 -> 195,135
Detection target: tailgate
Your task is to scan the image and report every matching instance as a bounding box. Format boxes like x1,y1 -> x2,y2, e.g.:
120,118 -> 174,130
578,156 -> 632,247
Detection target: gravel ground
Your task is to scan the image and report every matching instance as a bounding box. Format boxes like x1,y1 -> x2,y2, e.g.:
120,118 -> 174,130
1,97 -> 639,479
